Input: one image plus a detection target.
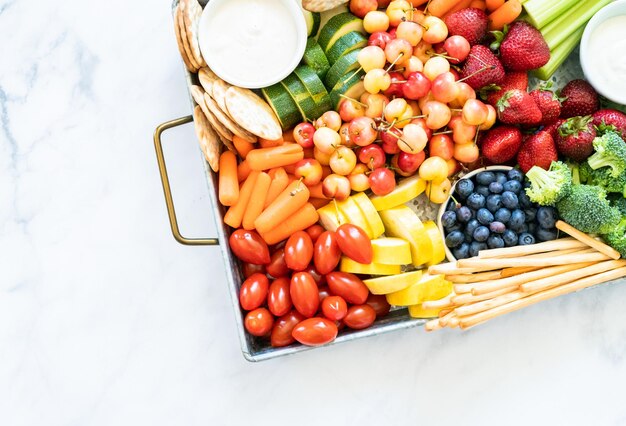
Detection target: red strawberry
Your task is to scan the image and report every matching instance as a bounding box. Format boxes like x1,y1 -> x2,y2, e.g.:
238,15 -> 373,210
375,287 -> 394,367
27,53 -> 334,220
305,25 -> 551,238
543,118 -> 565,140
592,109 -> 626,139
529,89 -> 562,126
481,126 -> 523,164
460,45 -> 505,90
499,21 -> 550,71
482,71 -> 528,106
559,79 -> 600,118
496,89 -> 542,126
444,8 -> 488,46
517,131 -> 558,173
555,115 -> 597,162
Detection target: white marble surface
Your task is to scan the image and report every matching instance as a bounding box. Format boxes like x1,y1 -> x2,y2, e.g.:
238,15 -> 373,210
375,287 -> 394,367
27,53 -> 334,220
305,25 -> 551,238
3,1 -> 626,425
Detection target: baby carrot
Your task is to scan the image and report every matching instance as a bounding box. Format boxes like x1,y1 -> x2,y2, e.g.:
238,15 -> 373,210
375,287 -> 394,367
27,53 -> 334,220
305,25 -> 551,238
218,151 -> 239,207
259,203 -> 320,245
247,144 -> 304,171
485,0 -> 504,12
255,180 -> 310,234
237,159 -> 252,182
427,0 -> 463,17
470,0 -> 486,10
308,182 -> 329,199
242,172 -> 271,230
232,135 -> 255,159
488,0 -> 522,30
224,171 -> 260,229
264,168 -> 290,208
444,0 -> 473,17
258,137 -> 284,148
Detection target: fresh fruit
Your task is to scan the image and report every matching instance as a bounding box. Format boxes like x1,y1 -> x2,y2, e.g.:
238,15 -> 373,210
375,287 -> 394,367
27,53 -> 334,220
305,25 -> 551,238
481,126 -> 523,163
284,231 -> 314,271
399,123 -> 428,154
408,304 -> 440,318
370,237 -> 412,265
496,89 -> 542,126
592,109 -> 626,139
444,7 -> 488,45
314,231 -> 342,274
402,71 -> 431,100
419,156 -> 448,182
351,192 -> 385,237
318,12 -> 366,53
517,130 -> 558,173
343,304 -> 376,329
294,158 -> 323,186
361,92 -> 390,119
267,277 -> 292,317
423,56 -> 450,81
326,271 -> 370,304
244,308 -> 274,337
423,221 -> 446,266
449,115 -> 477,144
229,229 -> 270,264
358,45 -> 386,72
368,31 -> 393,49
432,72 -> 460,103
293,122 -> 316,148
426,178 -> 451,203
314,127 -> 341,154
462,99 -> 489,125
290,272 -> 320,318
428,134 -> 454,160
422,101 -> 452,129
555,115 -> 596,162
322,174 -> 351,200
384,38 -> 413,66
330,69 -> 366,108
261,83 -> 302,130
370,174 -> 426,211
321,295 -> 348,321
529,88 -> 562,126
270,310 -> 304,347
349,163 -> 371,191
394,151 -> 426,176
443,35 -> 471,64
385,273 -> 450,306
559,79 -> 600,118
363,270 -> 423,294
386,0 -> 411,26
339,97 -> 366,122
397,21 -> 424,47
349,116 -> 378,146
369,167 -> 396,195
302,38 -> 330,80
363,10 -> 390,33
349,0 -> 378,19
499,21 -> 550,71
315,110 -> 342,131
422,16 -> 448,44
327,31 -> 369,65
239,273 -> 269,311
483,70 -> 528,107
358,143 -> 386,168
454,142 -> 480,163
292,317 -> 338,346
379,206 -> 433,266
336,223 -> 373,264
266,249 -> 289,278
340,257 -> 402,275
460,45 -> 505,90
329,146 -> 358,175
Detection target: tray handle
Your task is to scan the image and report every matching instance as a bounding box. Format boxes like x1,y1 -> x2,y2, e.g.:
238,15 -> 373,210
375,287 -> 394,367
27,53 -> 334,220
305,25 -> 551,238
154,116 -> 219,246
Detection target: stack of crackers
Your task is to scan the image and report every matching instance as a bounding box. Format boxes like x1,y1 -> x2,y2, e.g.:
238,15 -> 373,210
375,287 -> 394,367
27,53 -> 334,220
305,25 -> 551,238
173,0 -> 206,73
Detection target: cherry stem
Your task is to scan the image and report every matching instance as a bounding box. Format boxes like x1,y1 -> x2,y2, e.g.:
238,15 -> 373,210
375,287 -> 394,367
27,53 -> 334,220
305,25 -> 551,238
384,128 -> 411,150
339,93 -> 367,107
473,128 -> 480,145
428,51 -> 457,61
433,130 -> 453,135
386,53 -> 405,73
450,108 -> 463,112
456,63 -> 496,84
394,114 -> 427,124
291,177 -> 305,196
344,66 -> 363,84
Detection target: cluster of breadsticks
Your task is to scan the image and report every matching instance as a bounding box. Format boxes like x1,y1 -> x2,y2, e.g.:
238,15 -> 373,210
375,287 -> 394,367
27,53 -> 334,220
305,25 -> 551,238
424,221 -> 626,331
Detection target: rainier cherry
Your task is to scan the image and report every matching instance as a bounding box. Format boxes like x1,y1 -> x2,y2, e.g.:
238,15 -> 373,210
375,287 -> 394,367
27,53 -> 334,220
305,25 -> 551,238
363,10 -> 390,33
358,46 -> 387,72
293,122 -> 315,148
384,98 -> 413,128
358,144 -> 386,169
427,178 -> 452,203
322,174 -> 351,200
454,142 -> 479,163
350,0 -> 378,19
422,16 -> 448,44
402,56 -> 424,77
449,82 -> 476,108
418,156 -> 448,182
348,163 -> 371,192
339,123 -> 354,148
462,99 -> 489,126
413,41 -> 432,63
314,146 -> 332,166
383,71 -> 406,98
361,93 -> 389,119
368,31 -> 393,49
381,127 -> 402,154
385,38 -> 413,66
479,104 -> 497,130
313,127 -> 341,154
449,115 -> 477,144
422,101 -> 451,129
423,56 -> 450,80
402,71 -> 431,100
410,117 -> 433,139
386,0 -> 411,26
399,123 -> 427,154
396,21 -> 423,46
443,35 -> 470,64
364,69 -> 391,94
316,111 -> 342,131
369,168 -> 396,196
393,151 -> 426,176
428,134 -> 454,160
339,98 -> 365,122
329,146 -> 358,176
349,116 -> 378,146
294,158 -> 323,186
432,72 -> 460,103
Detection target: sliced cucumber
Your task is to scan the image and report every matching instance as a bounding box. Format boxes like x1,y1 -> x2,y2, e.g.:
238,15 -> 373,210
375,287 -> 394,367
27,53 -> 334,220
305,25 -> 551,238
281,74 -> 325,121
303,9 -> 321,37
329,69 -> 366,109
324,48 -> 362,89
293,65 -> 332,115
261,84 -> 302,130
317,12 -> 365,53
325,31 -> 367,65
302,38 -> 330,80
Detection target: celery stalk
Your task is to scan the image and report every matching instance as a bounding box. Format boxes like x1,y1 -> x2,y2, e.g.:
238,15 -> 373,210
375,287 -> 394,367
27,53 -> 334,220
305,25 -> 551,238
531,26 -> 585,81
542,0 -> 612,50
523,0 -> 579,29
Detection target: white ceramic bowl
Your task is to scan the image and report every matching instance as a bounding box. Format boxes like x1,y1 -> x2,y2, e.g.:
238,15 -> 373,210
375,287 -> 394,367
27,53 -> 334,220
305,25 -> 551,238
437,166 -> 513,262
580,0 -> 626,105
198,0 -> 308,89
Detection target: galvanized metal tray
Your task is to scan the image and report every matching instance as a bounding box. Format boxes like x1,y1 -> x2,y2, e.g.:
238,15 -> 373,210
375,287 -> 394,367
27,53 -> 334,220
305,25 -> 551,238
155,0 -> 626,362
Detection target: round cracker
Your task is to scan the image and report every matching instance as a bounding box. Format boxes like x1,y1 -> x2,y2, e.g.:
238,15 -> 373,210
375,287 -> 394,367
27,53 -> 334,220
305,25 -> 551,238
225,87 -> 282,140
210,79 -> 230,114
198,67 -> 219,88
182,0 -> 207,68
302,0 -> 348,12
190,85 -> 234,141
177,1 -> 201,70
198,76 -> 213,97
204,92 -> 257,143
173,6 -> 197,72
193,105 -> 220,172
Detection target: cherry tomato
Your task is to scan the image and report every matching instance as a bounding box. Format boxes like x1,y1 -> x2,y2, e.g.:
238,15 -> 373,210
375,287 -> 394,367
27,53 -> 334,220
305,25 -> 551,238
266,249 -> 289,278
314,231 -> 342,274
229,229 -> 270,265
335,224 -> 373,264
343,304 -> 376,329
244,308 -> 274,336
242,263 -> 265,278
305,224 -> 325,244
271,310 -> 305,347
239,273 -> 269,311
304,264 -> 325,286
317,286 -> 331,302
326,271 -> 370,305
290,272 -> 320,318
366,294 -> 391,317
321,296 -> 348,321
284,231 -> 314,271
292,317 -> 338,346
267,277 -> 292,317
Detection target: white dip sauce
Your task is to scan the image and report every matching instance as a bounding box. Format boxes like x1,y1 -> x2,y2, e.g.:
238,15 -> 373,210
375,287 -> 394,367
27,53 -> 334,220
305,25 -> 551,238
202,0 -> 299,87
587,15 -> 626,99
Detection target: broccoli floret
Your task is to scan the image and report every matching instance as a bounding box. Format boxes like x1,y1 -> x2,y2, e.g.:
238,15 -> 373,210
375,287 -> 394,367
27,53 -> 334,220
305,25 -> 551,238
566,161 -> 581,185
556,185 -> 621,234
602,218 -> 626,258
587,131 -> 626,177
608,194 -> 626,216
524,161 -> 572,206
580,163 -> 626,196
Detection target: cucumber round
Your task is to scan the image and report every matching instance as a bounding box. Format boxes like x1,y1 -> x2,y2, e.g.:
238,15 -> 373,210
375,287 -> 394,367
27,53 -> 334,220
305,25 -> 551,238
325,31 -> 368,65
303,10 -> 321,37
318,12 -> 365,53
293,65 -> 332,115
281,74 -> 326,121
302,38 -> 330,80
329,69 -> 366,109
325,48 -> 362,89
261,84 -> 302,130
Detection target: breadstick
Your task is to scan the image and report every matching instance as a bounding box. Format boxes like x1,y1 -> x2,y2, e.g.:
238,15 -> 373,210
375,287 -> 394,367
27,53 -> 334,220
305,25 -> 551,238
421,296 -> 455,310
451,286 -> 515,305
457,251 -> 610,269
556,220 -> 621,260
477,237 -> 585,259
520,259 -> 626,293
445,270 -> 503,283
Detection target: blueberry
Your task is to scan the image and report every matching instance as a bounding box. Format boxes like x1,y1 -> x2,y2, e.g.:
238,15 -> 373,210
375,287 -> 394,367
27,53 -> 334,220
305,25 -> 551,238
509,209 -> 526,231
486,194 -> 503,212
503,180 -> 522,194
475,185 -> 491,197
476,171 -> 496,186
465,233 -> 473,243
469,241 -> 488,257
507,168 -> 524,182
445,230 -> 465,248
473,226 -> 490,242
527,222 -> 538,235
465,219 -> 480,236
453,243 -> 470,259
536,227 -> 558,242
501,191 -> 519,209
456,206 -> 472,223
495,172 -> 508,185
518,232 -> 536,245
446,200 -> 458,212
494,208 -> 511,223
447,223 -> 463,232
477,208 -> 494,225
503,229 -> 518,247
456,179 -> 474,198
441,210 -> 457,229
537,206 -> 558,229
524,208 -> 537,222
467,193 -> 486,210
518,191 -> 533,209
487,234 -> 505,249
489,221 -> 506,233
518,223 -> 529,234
488,181 -> 503,194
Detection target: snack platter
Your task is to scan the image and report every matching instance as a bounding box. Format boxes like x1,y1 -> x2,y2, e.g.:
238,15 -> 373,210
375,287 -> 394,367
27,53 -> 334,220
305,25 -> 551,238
156,0 -> 626,361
